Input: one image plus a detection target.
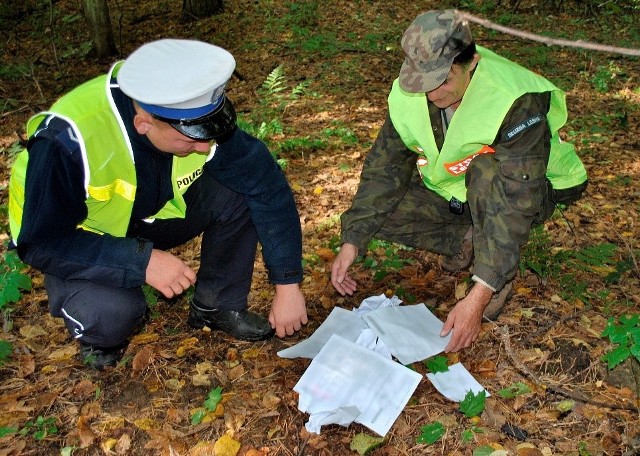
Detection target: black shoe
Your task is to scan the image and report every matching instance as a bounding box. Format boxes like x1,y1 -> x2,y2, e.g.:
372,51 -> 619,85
79,341 -> 126,370
188,302 -> 275,341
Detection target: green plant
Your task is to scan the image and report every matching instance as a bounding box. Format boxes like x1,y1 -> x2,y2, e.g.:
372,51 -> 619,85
0,415 -> 59,441
601,314 -> 640,369
362,239 -> 414,282
191,386 -> 223,425
237,65 -> 315,164
1,248 -> 32,330
589,61 -> 624,93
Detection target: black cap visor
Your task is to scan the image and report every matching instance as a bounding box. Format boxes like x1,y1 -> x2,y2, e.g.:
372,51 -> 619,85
152,96 -> 237,141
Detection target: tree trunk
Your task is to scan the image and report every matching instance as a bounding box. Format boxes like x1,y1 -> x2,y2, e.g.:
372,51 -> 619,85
182,0 -> 224,19
82,0 -> 117,58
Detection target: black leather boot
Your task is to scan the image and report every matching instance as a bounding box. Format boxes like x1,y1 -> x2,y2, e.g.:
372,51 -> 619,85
79,341 -> 127,370
188,302 -> 275,341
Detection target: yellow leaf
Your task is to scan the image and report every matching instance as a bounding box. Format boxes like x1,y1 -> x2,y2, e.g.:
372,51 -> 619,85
47,345 -> 78,361
134,418 -> 158,431
130,332 -> 160,344
214,434 -> 241,456
313,186 -> 324,195
242,348 -> 262,359
101,438 -> 118,453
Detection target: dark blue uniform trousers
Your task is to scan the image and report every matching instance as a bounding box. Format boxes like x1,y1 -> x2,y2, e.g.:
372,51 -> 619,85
45,172 -> 258,348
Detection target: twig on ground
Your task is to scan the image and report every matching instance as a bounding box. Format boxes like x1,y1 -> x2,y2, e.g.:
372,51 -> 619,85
498,324 -> 638,411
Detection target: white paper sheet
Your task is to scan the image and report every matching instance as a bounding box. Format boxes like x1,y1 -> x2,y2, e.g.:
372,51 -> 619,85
277,307 -> 367,359
362,304 -> 451,365
426,362 -> 490,402
294,334 -> 422,436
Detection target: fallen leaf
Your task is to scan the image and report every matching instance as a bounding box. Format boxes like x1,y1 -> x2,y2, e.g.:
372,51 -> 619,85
77,415 -> 96,448
130,332 -> 160,345
115,432 -> 132,455
262,391 -> 281,409
192,374 -> 211,387
214,433 -> 241,456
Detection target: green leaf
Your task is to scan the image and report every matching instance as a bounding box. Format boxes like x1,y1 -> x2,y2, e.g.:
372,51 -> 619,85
190,409 -> 206,425
425,355 -> 449,374
473,445 -> 495,456
349,433 -> 384,455
0,427 -> 18,437
602,345 -> 631,370
497,382 -> 531,398
459,390 -> 486,418
416,421 -> 445,444
0,340 -> 13,365
203,386 -> 223,411
556,399 -> 576,412
461,428 -> 474,443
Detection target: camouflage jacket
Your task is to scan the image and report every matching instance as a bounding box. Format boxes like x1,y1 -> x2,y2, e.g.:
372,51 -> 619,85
341,92 -> 585,290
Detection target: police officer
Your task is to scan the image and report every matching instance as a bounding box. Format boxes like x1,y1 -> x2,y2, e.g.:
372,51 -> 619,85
9,39 -> 308,369
331,10 -> 587,352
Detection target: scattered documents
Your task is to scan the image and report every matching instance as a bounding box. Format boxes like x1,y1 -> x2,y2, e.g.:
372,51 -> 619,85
280,294 -> 491,436
294,334 -> 422,436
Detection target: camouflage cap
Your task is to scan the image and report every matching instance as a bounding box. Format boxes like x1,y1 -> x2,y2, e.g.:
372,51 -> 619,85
399,10 -> 473,93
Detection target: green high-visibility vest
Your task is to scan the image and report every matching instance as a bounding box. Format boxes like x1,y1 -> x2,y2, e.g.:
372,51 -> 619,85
388,46 -> 587,202
9,62 -> 211,244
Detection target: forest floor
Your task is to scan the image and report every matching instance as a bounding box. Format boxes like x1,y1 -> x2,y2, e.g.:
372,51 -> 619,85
1,0 -> 640,455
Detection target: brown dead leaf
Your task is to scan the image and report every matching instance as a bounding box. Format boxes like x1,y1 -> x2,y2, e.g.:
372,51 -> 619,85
19,324 -> 48,339
77,415 -> 96,448
517,443 -> 543,456
191,441 -> 218,456
132,344 -> 156,374
228,364 -> 245,381
0,438 -> 27,455
262,391 -> 281,409
47,345 -> 77,361
115,432 -> 132,455
72,379 -> 98,397
315,247 -> 335,262
192,374 -> 211,387
16,354 -> 35,378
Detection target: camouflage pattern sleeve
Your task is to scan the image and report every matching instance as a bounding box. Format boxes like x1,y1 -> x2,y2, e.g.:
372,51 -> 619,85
340,113 -> 418,253
466,92 -> 554,290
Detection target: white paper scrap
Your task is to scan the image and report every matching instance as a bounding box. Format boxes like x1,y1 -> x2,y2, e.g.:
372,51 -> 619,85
277,307 -> 367,359
354,328 -> 393,360
362,304 -> 451,365
352,293 -> 402,315
294,334 -> 422,436
426,362 -> 490,402
304,406 -> 361,434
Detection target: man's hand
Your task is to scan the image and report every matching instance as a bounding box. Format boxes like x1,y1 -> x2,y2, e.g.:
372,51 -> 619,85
146,249 -> 197,298
330,243 -> 359,296
440,282 -> 493,352
269,283 -> 308,338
